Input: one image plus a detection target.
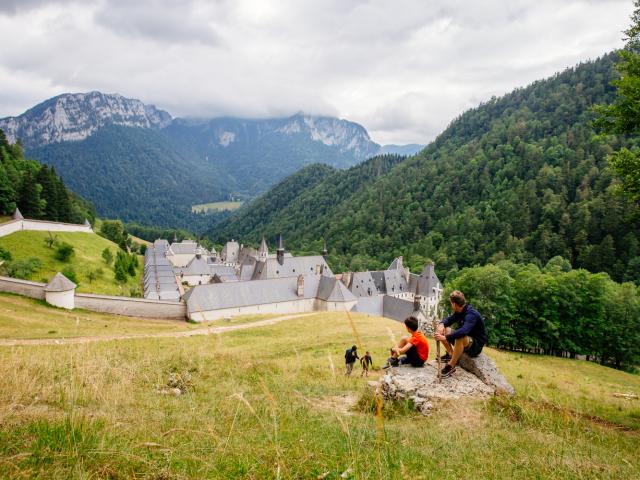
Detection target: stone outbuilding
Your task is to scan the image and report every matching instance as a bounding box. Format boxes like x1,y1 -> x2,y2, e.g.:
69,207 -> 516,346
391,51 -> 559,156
44,272 -> 76,309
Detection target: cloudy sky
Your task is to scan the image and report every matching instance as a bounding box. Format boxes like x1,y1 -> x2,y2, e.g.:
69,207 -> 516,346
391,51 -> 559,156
0,0 -> 634,144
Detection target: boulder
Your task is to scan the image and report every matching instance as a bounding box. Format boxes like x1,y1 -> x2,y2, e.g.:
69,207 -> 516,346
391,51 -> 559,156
376,362 -> 495,415
458,353 -> 515,396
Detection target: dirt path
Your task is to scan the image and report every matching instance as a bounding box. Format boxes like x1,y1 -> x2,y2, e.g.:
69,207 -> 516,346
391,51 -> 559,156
0,313 -> 315,347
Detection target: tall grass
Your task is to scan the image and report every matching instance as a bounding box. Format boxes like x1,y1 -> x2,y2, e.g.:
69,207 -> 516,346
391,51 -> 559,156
0,312 -> 638,479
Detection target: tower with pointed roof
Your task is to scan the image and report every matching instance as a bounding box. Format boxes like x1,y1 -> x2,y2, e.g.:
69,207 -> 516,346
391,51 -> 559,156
258,237 -> 269,262
277,234 -> 285,265
12,208 -> 24,220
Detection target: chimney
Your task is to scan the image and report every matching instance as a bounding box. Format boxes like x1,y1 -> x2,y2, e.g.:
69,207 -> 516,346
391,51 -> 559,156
341,271 -> 353,288
277,234 -> 285,265
321,240 -> 328,260
297,275 -> 304,297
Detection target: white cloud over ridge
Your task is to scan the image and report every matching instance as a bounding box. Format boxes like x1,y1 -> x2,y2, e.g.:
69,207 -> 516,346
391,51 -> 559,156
0,0 -> 633,144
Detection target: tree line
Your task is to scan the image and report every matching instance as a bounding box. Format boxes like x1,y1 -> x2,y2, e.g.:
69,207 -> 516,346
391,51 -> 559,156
446,258 -> 639,371
0,129 -> 94,223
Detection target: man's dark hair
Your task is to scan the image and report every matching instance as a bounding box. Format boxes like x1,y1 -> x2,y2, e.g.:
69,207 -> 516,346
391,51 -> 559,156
449,290 -> 466,307
352,345 -> 357,350
404,316 -> 419,332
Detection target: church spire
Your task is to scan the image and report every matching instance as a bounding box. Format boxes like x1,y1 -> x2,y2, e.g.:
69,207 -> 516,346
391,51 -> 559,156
277,234 -> 285,265
259,237 -> 269,261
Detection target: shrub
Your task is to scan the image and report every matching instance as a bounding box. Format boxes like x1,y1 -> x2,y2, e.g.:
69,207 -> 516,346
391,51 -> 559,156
5,257 -> 43,279
0,246 -> 11,261
55,243 -> 74,262
61,267 -> 79,285
101,248 -> 113,266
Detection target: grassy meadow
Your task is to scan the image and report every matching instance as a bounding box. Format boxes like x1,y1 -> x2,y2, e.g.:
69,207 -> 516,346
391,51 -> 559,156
0,302 -> 638,479
191,201 -> 243,213
0,230 -> 142,296
0,294 -> 294,340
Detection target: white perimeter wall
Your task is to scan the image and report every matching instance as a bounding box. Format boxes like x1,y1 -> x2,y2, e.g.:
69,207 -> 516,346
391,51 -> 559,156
0,276 -> 46,300
0,219 -> 93,237
188,298 -> 317,322
187,298 -> 358,322
0,275 -> 186,319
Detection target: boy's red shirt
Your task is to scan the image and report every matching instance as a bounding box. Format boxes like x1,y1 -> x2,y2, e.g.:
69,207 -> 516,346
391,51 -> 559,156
409,331 -> 429,361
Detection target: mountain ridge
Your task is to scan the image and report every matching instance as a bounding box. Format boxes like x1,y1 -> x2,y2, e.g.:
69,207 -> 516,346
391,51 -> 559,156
210,52 -> 640,283
0,92 -> 419,229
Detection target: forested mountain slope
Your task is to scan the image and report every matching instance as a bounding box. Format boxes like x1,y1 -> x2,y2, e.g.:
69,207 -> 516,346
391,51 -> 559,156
211,52 -> 640,282
0,130 -> 94,224
211,154 -> 405,251
1,92 -> 392,230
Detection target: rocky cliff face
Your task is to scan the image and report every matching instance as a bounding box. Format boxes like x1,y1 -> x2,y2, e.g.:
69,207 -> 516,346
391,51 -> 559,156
276,114 -> 381,161
0,92 -> 172,148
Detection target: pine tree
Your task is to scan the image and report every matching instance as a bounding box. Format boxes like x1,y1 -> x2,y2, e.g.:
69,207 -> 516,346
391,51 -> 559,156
17,169 -> 43,218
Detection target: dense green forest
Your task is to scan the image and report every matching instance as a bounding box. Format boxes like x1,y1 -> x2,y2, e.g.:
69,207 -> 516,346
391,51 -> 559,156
211,52 -> 640,284
29,125 -> 224,232
0,130 -> 94,223
447,259 -> 639,370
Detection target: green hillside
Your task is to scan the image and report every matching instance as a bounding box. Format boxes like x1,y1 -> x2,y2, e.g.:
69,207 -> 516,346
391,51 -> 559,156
0,230 -> 142,296
210,52 -> 640,282
0,305 -> 638,478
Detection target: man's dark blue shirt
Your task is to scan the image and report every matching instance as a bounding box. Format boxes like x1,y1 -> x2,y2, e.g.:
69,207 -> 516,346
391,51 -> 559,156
441,304 -> 488,345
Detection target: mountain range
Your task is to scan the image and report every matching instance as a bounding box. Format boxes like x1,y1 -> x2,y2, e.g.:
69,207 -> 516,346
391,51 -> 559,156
0,92 -> 423,229
210,52 -> 640,284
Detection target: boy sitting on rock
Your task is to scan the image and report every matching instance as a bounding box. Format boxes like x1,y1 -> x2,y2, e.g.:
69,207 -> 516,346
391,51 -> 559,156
384,316 -> 429,368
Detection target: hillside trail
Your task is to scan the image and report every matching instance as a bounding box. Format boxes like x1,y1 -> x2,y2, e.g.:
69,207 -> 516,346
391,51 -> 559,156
0,313 -> 316,347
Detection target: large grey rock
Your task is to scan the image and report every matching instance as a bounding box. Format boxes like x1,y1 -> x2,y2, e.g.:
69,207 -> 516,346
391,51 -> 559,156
375,363 -> 495,415
458,353 -> 515,396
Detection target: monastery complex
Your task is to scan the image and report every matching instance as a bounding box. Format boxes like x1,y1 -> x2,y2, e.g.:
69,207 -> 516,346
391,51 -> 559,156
144,236 -> 443,323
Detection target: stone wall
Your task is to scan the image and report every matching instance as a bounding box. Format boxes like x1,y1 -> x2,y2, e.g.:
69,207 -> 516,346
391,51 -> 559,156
0,220 -> 25,238
0,276 -> 46,300
0,219 -> 93,238
188,298 -> 317,322
75,293 -> 187,319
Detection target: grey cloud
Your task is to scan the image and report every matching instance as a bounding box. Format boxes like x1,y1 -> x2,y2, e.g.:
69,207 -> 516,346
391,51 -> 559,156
0,0 -> 78,16
94,0 -> 222,46
0,0 -> 634,144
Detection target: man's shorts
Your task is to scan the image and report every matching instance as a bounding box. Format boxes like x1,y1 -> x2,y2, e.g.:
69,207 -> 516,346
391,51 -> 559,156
453,335 -> 484,357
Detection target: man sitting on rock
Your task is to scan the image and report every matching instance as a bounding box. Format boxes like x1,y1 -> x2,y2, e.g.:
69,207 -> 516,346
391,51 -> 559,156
384,316 -> 429,368
435,290 -> 488,378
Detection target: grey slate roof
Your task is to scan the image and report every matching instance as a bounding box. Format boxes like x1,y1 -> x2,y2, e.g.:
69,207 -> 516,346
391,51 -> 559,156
144,242 -> 181,299
169,240 -> 198,255
317,276 -> 357,302
251,256 -> 333,280
382,295 -> 415,322
210,264 -> 237,277
182,256 -> 211,275
45,272 -> 77,292
383,269 -> 409,294
408,263 -> 442,297
349,271 -> 380,297
185,275 -> 322,312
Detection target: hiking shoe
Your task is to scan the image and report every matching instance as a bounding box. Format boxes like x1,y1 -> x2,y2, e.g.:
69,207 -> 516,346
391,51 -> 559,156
441,364 -> 456,378
438,353 -> 451,362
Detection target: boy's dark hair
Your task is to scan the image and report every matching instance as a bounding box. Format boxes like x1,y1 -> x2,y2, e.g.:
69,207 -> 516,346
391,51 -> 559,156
352,345 -> 357,350
404,316 -> 419,332
449,290 -> 466,307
